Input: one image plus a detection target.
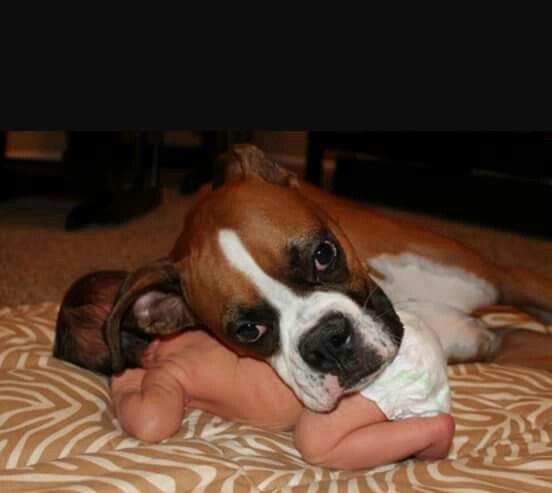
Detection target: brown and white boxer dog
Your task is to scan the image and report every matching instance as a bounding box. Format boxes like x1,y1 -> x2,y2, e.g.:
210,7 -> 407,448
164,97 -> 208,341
104,144 -> 552,412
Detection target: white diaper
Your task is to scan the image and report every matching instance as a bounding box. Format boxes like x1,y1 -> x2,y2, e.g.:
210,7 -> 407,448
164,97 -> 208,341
360,309 -> 450,420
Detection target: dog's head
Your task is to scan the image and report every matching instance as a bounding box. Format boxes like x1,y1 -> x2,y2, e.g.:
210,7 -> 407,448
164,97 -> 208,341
109,145 -> 404,411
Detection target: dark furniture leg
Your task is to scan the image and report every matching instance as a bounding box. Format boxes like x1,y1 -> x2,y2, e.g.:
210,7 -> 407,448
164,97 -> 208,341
305,132 -> 325,186
0,131 -> 5,184
64,131 -> 162,230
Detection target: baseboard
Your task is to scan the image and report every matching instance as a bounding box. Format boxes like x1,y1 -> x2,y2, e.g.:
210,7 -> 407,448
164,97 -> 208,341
5,149 -> 63,162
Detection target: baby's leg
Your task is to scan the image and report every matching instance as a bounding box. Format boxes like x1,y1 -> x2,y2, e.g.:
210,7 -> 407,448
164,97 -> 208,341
294,393 -> 454,470
413,415 -> 456,461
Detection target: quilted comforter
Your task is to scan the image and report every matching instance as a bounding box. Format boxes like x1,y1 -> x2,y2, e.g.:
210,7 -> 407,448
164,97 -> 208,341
1,303 -> 552,492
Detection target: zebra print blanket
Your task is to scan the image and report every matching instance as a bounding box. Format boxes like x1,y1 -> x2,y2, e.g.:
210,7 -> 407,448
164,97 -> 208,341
0,303 -> 551,492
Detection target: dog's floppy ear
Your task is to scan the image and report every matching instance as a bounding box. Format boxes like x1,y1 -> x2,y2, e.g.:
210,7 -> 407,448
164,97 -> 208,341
213,144 -> 299,189
105,259 -> 196,373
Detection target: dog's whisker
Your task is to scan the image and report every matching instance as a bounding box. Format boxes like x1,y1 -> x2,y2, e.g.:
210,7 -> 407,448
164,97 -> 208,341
368,300 -> 414,326
372,306 -> 396,322
362,285 -> 381,310
361,293 -> 411,315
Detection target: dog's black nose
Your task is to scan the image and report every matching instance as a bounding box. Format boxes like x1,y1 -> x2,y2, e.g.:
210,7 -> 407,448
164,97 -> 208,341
298,313 -> 356,375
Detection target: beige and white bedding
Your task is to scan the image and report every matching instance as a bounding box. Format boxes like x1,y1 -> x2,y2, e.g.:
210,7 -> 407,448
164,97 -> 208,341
1,303 -> 552,492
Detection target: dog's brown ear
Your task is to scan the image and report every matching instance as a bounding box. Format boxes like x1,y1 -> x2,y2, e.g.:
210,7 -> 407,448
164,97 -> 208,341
213,144 -> 299,189
105,259 -> 196,373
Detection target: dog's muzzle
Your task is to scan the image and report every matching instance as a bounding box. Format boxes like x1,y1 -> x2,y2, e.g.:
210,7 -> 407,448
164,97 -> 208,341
298,312 -> 385,389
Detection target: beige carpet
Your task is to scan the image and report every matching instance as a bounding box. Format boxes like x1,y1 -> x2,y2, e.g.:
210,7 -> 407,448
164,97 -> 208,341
1,177 -> 552,308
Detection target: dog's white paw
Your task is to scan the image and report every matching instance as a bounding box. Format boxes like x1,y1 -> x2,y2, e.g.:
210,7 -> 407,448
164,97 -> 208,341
476,327 -> 502,361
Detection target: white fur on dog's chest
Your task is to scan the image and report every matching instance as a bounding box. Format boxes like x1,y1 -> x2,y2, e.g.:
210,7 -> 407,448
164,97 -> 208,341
367,252 -> 498,312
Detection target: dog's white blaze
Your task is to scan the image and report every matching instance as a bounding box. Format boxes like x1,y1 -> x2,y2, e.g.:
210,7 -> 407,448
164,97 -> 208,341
217,230 -> 296,311
217,229 -> 395,411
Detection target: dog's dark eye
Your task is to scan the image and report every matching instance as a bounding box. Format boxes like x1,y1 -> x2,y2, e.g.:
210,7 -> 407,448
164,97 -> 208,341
235,322 -> 268,343
314,241 -> 337,273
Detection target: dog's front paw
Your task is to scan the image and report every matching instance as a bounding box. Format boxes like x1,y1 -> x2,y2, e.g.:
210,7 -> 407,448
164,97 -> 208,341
133,291 -> 187,334
477,327 -> 502,361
